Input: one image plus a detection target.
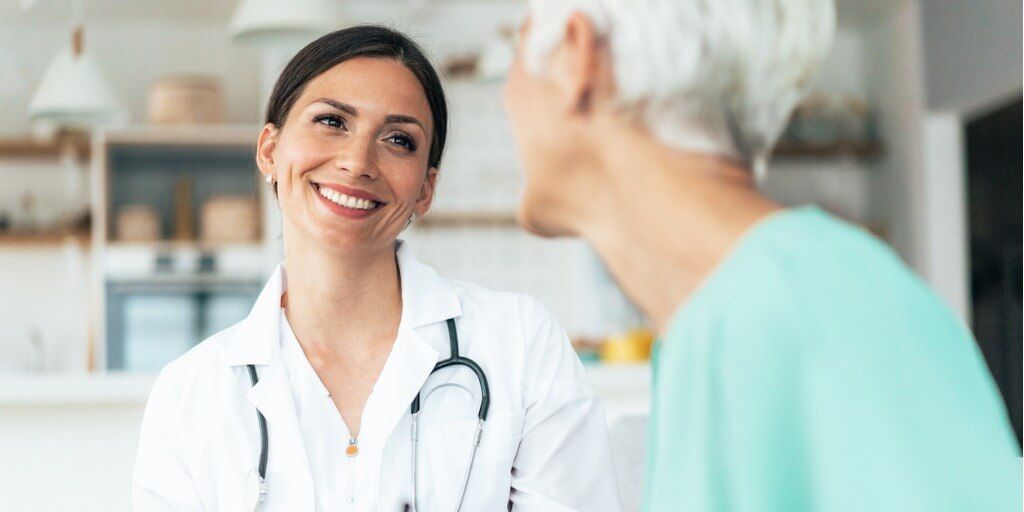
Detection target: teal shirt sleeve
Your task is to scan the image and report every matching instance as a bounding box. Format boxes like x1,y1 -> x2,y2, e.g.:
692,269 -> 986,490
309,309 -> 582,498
642,207 -> 1021,511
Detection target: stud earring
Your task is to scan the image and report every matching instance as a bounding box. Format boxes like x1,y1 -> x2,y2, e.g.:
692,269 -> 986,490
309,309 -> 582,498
264,174 -> 274,184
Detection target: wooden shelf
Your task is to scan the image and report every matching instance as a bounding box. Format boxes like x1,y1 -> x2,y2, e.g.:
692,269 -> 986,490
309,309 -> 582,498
105,239 -> 263,250
415,212 -> 519,229
773,140 -> 883,159
0,135 -> 90,159
100,124 -> 260,148
0,231 -> 89,247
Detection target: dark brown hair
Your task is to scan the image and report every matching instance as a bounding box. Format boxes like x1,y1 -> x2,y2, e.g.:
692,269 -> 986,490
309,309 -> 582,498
265,25 -> 448,169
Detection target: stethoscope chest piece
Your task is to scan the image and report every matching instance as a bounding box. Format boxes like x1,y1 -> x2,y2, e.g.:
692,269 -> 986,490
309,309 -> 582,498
245,467 -> 267,511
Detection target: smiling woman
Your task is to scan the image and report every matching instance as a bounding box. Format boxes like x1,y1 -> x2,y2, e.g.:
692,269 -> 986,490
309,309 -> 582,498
259,29 -> 446,251
132,25 -> 622,512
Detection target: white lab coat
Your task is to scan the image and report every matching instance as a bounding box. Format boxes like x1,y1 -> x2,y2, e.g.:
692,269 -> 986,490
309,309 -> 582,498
132,243 -> 622,511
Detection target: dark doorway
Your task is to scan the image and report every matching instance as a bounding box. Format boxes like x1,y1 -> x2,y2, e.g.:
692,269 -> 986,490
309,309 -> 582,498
965,96 -> 1022,445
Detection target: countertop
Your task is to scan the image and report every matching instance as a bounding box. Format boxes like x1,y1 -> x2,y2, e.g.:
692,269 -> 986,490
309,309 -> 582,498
0,363 -> 651,407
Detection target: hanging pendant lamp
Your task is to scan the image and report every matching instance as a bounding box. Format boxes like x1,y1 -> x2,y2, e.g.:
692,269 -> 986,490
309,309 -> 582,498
28,2 -> 122,128
230,0 -> 340,46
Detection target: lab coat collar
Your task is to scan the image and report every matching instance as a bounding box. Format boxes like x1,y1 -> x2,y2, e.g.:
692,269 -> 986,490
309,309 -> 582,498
222,241 -> 461,367
396,240 -> 462,329
221,265 -> 285,367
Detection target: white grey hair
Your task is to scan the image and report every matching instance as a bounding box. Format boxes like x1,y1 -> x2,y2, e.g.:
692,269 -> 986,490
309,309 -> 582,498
524,0 -> 836,180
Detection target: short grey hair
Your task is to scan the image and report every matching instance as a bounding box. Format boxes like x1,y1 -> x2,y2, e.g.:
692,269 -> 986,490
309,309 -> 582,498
524,0 -> 836,179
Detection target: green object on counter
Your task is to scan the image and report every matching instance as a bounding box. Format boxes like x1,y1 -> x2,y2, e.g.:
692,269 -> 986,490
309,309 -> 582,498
643,206 -> 1021,512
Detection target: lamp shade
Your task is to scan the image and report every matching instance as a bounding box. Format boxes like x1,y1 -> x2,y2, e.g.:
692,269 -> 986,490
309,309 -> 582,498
28,44 -> 122,126
230,0 -> 340,45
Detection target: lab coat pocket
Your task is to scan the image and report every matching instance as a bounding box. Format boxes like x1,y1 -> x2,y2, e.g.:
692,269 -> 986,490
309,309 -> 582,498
419,419 -> 480,511
418,409 -> 524,511
482,407 -> 525,462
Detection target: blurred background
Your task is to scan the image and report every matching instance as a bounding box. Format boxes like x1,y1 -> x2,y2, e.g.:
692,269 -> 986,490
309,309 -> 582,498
0,0 -> 1019,509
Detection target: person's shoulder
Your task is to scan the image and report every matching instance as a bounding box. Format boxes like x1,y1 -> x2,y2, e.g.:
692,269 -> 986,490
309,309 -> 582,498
712,207 -> 918,305
695,207 -> 964,352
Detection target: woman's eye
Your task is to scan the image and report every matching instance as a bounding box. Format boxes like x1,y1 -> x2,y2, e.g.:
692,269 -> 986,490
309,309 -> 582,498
314,115 -> 345,129
387,134 -> 416,151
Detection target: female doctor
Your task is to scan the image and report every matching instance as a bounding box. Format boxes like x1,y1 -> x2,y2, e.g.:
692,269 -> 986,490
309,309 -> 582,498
132,25 -> 621,512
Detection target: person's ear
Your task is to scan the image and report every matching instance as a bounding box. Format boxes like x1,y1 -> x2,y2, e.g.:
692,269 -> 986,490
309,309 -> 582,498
414,167 -> 439,217
256,123 -> 279,177
548,11 -> 603,116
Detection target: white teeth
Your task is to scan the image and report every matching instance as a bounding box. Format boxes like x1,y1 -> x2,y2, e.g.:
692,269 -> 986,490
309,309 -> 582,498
318,186 -> 378,210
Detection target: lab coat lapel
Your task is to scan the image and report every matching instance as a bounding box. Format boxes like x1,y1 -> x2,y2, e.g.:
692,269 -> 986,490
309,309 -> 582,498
245,364 -> 315,510
223,264 -> 315,509
366,242 -> 461,447
366,324 -> 440,449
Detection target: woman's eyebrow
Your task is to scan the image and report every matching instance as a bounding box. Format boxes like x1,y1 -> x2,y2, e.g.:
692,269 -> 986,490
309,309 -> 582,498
311,97 -> 424,131
384,114 -> 424,131
311,97 -> 357,116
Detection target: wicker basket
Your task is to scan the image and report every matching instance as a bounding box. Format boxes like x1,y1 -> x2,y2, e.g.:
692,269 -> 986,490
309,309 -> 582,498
116,205 -> 161,241
147,74 -> 224,125
201,196 -> 258,242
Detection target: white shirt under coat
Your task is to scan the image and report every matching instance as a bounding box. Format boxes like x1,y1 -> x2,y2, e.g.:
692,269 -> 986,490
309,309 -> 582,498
132,242 -> 623,511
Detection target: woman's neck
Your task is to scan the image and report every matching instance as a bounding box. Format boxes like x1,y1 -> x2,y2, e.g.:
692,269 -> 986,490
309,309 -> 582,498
280,221 -> 404,358
572,126 -> 780,333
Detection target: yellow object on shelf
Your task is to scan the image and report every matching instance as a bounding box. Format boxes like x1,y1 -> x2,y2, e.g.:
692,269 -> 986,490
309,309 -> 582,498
600,329 -> 655,363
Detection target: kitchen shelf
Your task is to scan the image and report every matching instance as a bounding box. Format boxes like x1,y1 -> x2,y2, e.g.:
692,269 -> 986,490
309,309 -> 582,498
416,212 -> 519,229
99,124 -> 260,148
106,239 -> 264,251
0,231 -> 89,247
773,140 -> 883,159
0,135 -> 90,159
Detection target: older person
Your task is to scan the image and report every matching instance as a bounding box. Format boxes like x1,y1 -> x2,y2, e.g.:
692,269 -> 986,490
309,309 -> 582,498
133,25 -> 620,511
504,1 -> 1020,510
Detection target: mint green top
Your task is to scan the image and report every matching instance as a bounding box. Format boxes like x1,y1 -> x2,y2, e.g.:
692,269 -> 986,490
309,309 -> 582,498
642,206 -> 1020,511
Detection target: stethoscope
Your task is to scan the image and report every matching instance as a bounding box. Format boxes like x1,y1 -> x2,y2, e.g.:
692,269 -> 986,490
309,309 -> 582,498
244,318 -> 490,511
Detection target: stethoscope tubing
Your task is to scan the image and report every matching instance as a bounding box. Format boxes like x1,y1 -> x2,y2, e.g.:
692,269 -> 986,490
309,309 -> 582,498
246,364 -> 269,502
247,317 -> 489,511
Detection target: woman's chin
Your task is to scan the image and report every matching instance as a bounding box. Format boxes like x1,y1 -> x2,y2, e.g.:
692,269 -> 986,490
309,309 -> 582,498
304,224 -> 376,254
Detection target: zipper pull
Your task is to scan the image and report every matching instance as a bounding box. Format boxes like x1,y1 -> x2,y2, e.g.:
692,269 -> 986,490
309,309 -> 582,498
345,437 -> 359,457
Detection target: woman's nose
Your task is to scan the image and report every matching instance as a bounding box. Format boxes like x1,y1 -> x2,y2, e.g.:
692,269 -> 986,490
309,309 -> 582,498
333,135 -> 379,179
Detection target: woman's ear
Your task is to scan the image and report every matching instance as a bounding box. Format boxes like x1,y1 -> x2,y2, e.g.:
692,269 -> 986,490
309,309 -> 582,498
256,123 -> 279,176
548,11 -> 603,116
414,167 -> 439,217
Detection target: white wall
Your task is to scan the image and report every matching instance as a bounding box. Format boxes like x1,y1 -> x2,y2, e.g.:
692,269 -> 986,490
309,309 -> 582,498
863,0 -> 929,266
920,0 -> 1023,115
918,112 -> 970,319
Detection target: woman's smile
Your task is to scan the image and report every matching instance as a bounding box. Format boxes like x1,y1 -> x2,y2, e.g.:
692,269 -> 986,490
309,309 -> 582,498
311,181 -> 387,219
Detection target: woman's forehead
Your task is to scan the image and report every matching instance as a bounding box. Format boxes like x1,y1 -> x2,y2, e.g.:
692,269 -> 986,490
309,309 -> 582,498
297,57 -> 433,127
